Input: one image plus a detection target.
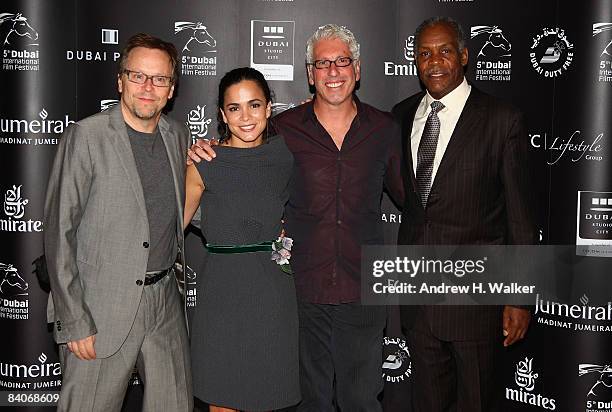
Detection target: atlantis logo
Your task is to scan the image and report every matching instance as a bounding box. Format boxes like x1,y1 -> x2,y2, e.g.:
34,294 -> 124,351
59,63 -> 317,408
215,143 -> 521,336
594,23 -> 612,83
505,357 -> 556,410
384,36 -> 418,77
1,185 -> 43,233
175,20 -> 217,77
1,12 -> 39,72
471,25 -> 511,81
0,108 -> 75,146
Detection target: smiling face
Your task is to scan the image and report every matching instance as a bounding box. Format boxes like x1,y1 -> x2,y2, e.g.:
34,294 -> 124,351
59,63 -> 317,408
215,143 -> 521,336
117,47 -> 175,132
307,37 -> 360,108
416,22 -> 468,100
220,79 -> 271,148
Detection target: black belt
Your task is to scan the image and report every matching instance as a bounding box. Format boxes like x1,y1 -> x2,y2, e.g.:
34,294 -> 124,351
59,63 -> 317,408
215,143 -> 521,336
144,267 -> 172,286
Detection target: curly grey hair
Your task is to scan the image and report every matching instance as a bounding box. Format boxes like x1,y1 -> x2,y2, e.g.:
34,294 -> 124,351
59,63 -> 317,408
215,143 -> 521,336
305,24 -> 360,63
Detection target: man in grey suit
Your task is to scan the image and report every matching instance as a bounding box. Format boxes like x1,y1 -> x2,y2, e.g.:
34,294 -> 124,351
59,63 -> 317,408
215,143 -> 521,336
44,33 -> 192,411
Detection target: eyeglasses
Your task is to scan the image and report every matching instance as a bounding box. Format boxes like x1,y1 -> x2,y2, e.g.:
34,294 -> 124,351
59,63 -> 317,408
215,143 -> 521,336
122,69 -> 173,87
308,56 -> 355,70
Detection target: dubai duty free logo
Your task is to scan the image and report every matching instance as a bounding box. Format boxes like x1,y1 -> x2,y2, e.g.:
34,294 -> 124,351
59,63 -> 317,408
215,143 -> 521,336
529,27 -> 573,78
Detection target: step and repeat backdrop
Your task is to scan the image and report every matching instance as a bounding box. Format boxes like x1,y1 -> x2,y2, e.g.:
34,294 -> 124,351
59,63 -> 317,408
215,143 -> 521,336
1,0 -> 611,411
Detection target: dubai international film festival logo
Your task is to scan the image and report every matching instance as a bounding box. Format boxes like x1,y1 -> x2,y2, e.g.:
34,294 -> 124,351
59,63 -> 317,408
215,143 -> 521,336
576,191 -> 612,257
470,25 -> 511,81
579,363 -> 612,411
505,357 -> 557,410
250,20 -> 295,81
1,185 -> 42,233
593,23 -> 612,83
381,337 -> 411,384
186,104 -> 213,143
0,262 -> 29,321
65,28 -> 121,63
1,12 -> 39,72
384,36 -> 418,77
174,20 -> 217,77
529,27 -> 573,78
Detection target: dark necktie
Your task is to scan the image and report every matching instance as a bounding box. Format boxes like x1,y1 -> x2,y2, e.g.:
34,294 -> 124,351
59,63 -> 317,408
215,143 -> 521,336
416,101 -> 445,208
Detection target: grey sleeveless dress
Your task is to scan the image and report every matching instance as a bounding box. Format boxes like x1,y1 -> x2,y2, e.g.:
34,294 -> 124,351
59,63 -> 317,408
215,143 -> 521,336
191,135 -> 300,410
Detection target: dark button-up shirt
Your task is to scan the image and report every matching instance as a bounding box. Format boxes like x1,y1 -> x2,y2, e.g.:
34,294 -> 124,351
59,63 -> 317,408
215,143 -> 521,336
273,97 -> 404,303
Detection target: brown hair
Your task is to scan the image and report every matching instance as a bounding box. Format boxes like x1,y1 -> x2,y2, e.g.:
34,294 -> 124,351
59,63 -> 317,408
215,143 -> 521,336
118,33 -> 179,82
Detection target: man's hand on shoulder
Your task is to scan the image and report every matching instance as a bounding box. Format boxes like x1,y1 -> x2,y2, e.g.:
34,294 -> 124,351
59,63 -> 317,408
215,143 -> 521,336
186,138 -> 218,165
67,334 -> 97,360
502,306 -> 530,347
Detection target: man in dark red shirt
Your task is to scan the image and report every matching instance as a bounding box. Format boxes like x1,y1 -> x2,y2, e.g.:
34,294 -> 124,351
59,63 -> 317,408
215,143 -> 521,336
190,24 -> 403,411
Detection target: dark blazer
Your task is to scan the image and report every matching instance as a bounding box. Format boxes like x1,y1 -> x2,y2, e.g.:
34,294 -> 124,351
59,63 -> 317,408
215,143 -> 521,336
392,85 -> 537,341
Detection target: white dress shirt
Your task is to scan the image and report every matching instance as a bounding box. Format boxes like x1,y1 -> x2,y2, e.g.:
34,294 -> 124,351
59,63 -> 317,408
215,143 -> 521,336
410,78 -> 472,182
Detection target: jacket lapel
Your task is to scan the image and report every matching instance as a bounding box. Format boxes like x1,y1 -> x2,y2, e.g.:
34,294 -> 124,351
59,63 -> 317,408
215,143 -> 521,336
158,116 -> 183,219
107,105 -> 147,216
402,93 -> 424,191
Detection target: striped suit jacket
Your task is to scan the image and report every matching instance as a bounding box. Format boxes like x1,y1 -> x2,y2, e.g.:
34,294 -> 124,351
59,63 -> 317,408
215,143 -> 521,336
392,85 -> 537,341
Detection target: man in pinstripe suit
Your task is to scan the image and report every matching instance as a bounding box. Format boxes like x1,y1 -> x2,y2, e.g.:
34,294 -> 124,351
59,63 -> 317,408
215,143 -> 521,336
392,17 -> 537,411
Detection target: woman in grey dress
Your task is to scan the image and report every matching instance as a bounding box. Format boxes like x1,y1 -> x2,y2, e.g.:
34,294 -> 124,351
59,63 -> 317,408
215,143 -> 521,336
184,67 -> 299,411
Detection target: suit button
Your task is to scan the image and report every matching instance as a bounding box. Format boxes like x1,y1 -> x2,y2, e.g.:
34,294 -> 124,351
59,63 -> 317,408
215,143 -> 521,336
56,320 -> 61,326
136,280 -> 143,286
57,326 -> 62,331
143,242 -> 149,248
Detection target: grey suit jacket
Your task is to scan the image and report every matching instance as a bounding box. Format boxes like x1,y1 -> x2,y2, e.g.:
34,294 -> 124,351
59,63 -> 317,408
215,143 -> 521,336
44,105 -> 190,358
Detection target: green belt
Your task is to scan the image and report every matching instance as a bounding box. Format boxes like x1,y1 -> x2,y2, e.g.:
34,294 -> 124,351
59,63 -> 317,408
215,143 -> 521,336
205,241 -> 273,254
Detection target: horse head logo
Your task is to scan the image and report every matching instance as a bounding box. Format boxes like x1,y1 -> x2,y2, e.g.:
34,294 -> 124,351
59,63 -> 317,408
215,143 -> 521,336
174,21 -> 216,53
0,13 -> 39,46
0,263 -> 29,297
579,364 -> 612,398
471,25 -> 511,58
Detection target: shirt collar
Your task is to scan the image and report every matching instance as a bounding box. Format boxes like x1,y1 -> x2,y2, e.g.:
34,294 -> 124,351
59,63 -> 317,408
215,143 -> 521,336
421,77 -> 471,115
303,94 -> 367,123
